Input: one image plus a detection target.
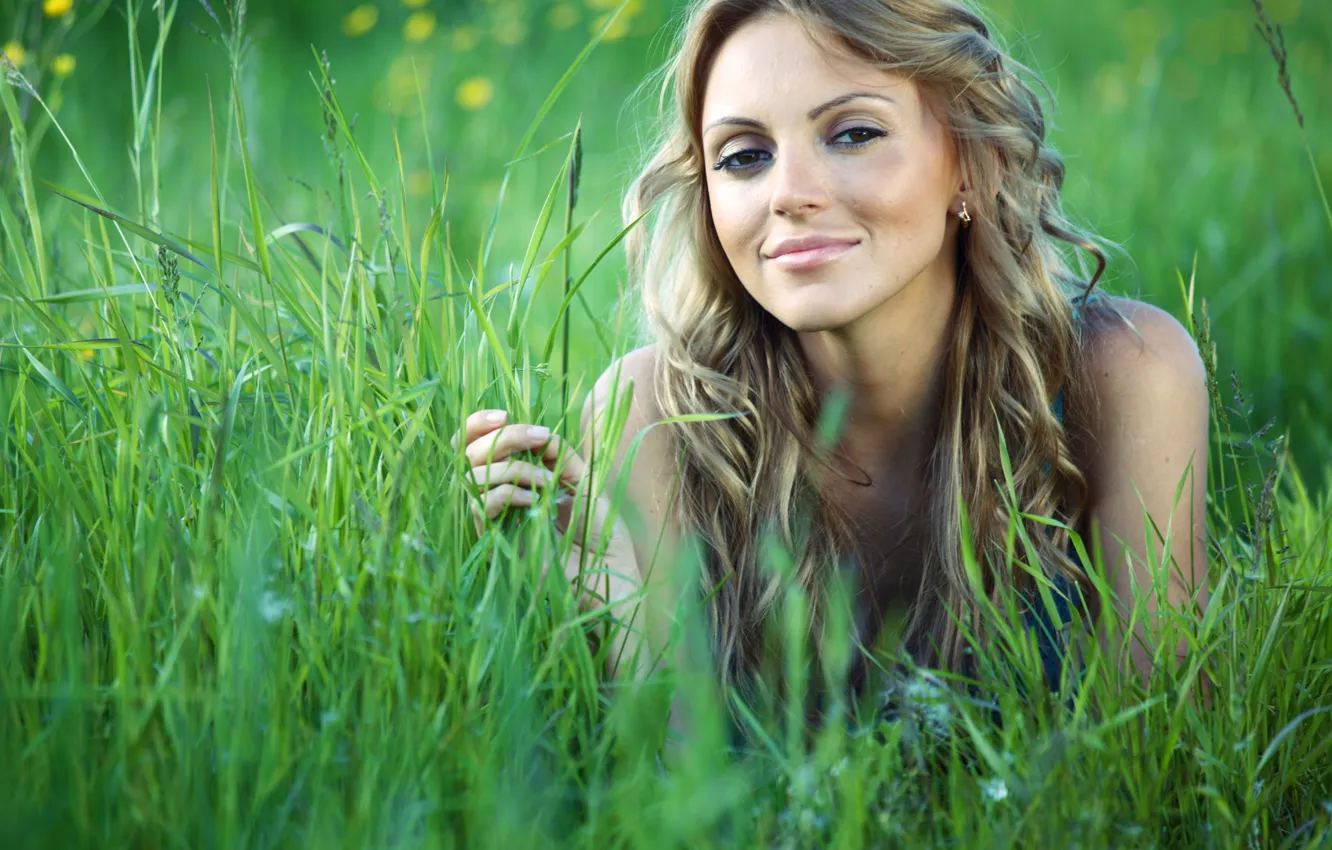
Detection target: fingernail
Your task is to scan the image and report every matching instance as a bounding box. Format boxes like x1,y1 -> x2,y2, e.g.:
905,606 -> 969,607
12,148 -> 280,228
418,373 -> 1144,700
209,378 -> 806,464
527,425 -> 550,442
485,410 -> 506,424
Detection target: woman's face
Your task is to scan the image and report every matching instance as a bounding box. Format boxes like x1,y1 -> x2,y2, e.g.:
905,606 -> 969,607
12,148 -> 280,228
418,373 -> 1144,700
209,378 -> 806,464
700,13 -> 964,333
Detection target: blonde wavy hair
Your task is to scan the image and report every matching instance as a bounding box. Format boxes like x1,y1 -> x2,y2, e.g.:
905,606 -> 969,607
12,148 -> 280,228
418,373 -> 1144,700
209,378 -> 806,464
622,0 -> 1116,703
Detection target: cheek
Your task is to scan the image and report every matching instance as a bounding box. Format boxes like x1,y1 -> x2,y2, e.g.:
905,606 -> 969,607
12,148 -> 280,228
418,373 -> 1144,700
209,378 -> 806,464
707,183 -> 764,264
846,164 -> 948,246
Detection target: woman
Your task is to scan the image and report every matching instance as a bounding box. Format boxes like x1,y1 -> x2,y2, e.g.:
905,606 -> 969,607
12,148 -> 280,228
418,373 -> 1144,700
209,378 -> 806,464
458,0 -> 1211,721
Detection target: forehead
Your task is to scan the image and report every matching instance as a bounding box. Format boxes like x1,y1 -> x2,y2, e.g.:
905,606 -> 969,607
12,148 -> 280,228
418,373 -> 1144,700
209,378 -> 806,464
701,13 -> 919,120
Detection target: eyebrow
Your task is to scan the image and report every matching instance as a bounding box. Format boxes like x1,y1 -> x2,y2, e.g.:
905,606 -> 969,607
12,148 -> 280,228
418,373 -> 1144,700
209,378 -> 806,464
703,91 -> 897,137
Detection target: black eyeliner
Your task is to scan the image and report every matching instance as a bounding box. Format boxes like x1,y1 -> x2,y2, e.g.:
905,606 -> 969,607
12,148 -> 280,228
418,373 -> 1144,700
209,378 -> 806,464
712,126 -> 884,173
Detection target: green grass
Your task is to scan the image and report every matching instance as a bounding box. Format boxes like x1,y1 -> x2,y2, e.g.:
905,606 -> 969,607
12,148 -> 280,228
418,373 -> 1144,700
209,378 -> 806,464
0,0 -> 1330,846
17,0 -> 1332,460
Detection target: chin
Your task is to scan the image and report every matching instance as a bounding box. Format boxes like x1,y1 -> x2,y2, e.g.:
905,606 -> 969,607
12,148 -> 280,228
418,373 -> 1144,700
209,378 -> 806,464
759,288 -> 870,334
768,305 -> 862,334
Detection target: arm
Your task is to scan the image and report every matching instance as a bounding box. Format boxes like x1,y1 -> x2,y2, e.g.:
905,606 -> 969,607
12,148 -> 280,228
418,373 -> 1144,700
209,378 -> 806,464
1081,299 -> 1213,706
577,345 -> 686,682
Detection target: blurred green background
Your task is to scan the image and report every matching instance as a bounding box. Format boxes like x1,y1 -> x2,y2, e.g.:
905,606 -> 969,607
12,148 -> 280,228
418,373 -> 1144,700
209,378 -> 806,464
4,0 -> 1331,464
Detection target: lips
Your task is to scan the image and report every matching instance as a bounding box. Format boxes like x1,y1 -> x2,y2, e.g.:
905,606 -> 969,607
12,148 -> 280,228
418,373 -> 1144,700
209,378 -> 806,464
766,239 -> 859,271
766,236 -> 859,259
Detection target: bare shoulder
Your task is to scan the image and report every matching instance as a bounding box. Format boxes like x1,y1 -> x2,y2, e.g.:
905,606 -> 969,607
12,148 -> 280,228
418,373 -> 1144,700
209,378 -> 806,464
580,343 -> 664,449
580,343 -> 686,584
1075,308 -> 1210,686
1083,296 -> 1207,411
1078,296 -> 1209,507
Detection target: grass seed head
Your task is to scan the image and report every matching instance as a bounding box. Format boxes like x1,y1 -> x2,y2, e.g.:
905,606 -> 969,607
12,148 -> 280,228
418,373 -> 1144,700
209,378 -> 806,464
1250,0 -> 1304,129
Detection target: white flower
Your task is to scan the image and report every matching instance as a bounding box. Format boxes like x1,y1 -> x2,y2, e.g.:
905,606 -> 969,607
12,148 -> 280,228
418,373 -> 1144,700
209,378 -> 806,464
399,532 -> 426,553
980,777 -> 1008,803
789,764 -> 817,800
259,591 -> 292,623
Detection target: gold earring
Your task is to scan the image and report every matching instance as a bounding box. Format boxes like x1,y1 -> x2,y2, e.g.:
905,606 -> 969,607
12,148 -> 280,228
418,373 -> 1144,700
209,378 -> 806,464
958,201 -> 972,228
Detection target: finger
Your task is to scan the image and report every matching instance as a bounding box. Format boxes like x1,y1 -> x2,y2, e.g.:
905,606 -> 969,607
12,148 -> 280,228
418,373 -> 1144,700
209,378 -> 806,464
466,458 -> 558,491
483,484 -> 536,520
530,432 -> 590,487
464,422 -> 562,467
551,484 -> 609,542
451,409 -> 509,453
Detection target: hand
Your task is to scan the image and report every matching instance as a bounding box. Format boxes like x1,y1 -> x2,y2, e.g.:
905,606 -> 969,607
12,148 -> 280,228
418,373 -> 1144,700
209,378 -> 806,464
453,409 -> 641,614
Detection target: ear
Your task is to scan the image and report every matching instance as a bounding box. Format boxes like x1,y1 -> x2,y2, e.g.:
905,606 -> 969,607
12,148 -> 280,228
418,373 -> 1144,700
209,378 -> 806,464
950,184 -> 968,217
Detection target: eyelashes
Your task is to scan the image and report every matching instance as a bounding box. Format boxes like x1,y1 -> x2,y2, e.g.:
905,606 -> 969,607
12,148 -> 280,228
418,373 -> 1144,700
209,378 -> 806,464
712,148 -> 768,172
711,126 -> 887,173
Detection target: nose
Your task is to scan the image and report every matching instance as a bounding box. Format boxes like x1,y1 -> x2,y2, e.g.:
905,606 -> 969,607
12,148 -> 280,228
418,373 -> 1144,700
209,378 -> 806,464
769,144 -> 829,217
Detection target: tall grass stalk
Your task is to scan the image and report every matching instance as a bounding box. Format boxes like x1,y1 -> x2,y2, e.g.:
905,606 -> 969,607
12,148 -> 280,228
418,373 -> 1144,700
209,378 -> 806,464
1250,0 -> 1332,238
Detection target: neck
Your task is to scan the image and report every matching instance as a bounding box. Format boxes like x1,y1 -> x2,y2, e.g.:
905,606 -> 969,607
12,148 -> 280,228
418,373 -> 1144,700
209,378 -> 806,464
797,272 -> 958,480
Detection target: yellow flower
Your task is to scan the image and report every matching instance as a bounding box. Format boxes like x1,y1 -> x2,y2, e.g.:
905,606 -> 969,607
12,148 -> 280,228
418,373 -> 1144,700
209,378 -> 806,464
1164,59 -> 1198,102
493,18 -> 528,46
480,179 -> 502,205
1293,41 -> 1324,77
591,12 -> 631,42
79,349 -> 95,361
449,26 -> 479,52
52,53 -> 76,77
44,0 -> 73,17
456,76 -> 494,111
1185,18 -> 1221,66
548,3 -> 578,30
1214,10 -> 1251,56
378,55 -> 429,114
342,5 -> 379,37
1119,6 -> 1170,45
407,170 -> 432,197
1091,64 -> 1128,114
586,0 -> 642,41
402,0 -> 428,7
2,41 -> 26,67
404,10 -> 436,43
1267,0 -> 1300,23
587,0 -> 642,11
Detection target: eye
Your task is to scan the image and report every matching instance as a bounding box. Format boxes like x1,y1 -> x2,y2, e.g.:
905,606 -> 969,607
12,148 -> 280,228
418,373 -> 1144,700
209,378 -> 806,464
712,147 -> 771,173
832,126 -> 886,147
710,126 -> 886,173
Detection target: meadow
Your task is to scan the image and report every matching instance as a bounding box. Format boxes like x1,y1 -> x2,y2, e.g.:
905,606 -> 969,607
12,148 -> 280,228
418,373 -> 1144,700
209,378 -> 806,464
0,0 -> 1330,846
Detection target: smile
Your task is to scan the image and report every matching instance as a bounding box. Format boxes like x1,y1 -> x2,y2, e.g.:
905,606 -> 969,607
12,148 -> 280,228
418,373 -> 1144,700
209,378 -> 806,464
768,241 -> 858,270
